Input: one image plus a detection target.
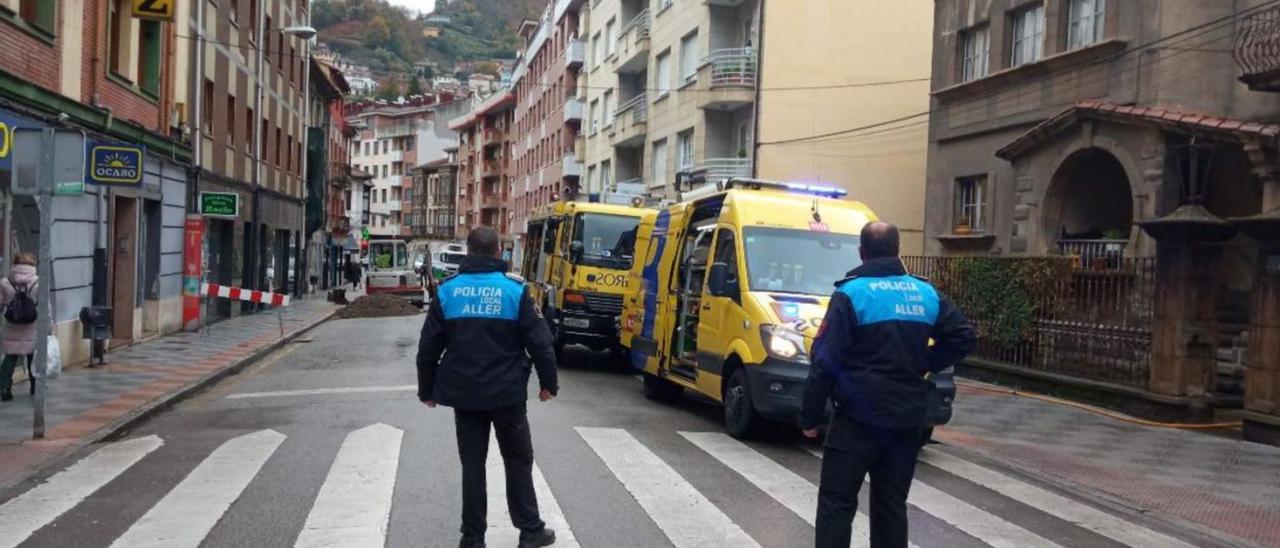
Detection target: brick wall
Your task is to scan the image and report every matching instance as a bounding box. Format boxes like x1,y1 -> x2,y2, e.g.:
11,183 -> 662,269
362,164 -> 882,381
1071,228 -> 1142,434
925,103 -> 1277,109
0,9 -> 62,97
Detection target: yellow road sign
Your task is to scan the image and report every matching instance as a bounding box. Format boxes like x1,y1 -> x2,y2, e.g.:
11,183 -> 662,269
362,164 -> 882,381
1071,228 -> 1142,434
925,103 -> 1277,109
132,0 -> 174,20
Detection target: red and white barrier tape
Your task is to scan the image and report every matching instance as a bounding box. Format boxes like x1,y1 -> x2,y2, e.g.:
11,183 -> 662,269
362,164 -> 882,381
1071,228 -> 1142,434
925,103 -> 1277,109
200,283 -> 291,307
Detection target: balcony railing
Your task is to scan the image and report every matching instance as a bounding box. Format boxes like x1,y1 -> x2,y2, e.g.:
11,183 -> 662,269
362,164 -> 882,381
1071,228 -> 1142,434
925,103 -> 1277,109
615,10 -> 652,73
618,9 -> 651,43
1058,239 -> 1130,269
705,48 -> 757,87
562,151 -> 583,178
566,38 -> 586,68
565,98 -> 584,122
1234,5 -> 1280,90
690,157 -> 752,182
615,93 -> 648,124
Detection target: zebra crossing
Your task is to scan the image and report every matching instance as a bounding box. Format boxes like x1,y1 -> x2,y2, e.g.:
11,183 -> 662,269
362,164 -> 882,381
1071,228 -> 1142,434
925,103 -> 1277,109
0,424 -> 1200,548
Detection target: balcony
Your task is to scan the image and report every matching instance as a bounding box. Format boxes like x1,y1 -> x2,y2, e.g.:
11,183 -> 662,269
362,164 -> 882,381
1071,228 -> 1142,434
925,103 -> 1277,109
481,160 -> 503,179
562,151 -> 583,178
697,48 -> 757,110
481,195 -> 502,210
481,126 -> 505,149
688,157 -> 751,183
566,38 -> 586,69
611,94 -> 648,148
565,97 -> 584,123
1235,5 -> 1280,91
614,9 -> 651,74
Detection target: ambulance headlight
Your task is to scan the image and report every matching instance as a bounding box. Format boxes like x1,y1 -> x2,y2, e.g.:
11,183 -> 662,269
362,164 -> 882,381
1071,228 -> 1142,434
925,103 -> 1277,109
761,324 -> 809,364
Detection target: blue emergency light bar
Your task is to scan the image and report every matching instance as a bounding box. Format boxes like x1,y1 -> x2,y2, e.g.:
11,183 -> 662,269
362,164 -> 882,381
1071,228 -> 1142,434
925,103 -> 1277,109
722,178 -> 848,199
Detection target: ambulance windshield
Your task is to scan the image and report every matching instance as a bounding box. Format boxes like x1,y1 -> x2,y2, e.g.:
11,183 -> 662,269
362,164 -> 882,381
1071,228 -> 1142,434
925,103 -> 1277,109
573,213 -> 638,269
743,228 -> 861,295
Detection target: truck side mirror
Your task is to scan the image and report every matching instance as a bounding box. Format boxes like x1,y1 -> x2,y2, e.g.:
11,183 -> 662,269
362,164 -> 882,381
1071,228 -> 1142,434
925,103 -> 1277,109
569,241 -> 585,262
707,262 -> 729,297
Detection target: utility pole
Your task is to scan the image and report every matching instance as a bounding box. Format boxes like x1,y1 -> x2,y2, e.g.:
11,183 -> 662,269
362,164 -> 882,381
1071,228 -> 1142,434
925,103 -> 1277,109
31,129 -> 54,439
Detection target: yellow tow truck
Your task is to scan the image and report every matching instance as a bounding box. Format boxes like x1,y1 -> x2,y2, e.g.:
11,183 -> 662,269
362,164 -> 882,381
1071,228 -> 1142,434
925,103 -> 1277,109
522,200 -> 652,357
621,179 -> 958,438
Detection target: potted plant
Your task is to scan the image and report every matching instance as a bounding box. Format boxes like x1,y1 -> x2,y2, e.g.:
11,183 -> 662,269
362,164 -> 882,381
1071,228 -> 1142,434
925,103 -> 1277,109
954,216 -> 973,235
1101,228 -> 1127,253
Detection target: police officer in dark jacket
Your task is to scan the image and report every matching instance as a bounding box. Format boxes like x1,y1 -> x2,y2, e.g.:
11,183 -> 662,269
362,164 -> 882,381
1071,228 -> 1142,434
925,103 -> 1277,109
417,226 -> 560,548
800,221 -> 975,548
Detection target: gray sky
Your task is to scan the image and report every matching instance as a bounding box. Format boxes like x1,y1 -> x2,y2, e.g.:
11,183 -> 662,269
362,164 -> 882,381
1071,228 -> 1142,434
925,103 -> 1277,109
386,0 -> 437,15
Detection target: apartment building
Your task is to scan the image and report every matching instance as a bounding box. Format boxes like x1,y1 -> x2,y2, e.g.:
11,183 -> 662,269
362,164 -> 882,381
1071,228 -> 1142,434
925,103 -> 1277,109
347,101 -> 462,238
0,0 -> 191,364
510,0 -> 587,237
450,90 -> 516,247
187,0 -> 312,318
924,0 -> 1280,442
753,1 -> 932,253
410,147 -> 460,242
305,59 -> 354,290
582,0 -> 759,201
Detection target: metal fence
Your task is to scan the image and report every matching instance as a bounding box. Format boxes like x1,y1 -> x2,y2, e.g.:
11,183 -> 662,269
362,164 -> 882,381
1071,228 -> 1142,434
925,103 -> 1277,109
903,256 -> 1158,388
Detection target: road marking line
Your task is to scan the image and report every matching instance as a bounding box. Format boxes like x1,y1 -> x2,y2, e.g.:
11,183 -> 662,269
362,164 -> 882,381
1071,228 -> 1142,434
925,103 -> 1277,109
226,385 -> 417,399
804,444 -> 1065,548
485,435 -> 579,547
576,427 -> 760,548
110,430 -> 285,548
295,423 -> 403,548
0,436 -> 163,548
919,448 -> 1196,548
683,432 -> 926,548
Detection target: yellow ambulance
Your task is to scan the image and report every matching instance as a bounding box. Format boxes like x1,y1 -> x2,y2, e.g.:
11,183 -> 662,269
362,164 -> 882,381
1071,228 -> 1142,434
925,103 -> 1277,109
522,200 -> 651,356
620,179 -> 881,437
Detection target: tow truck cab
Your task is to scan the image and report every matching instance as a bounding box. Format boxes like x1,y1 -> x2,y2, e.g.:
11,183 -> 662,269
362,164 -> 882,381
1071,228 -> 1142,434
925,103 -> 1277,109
620,179 -> 956,438
523,201 -> 651,353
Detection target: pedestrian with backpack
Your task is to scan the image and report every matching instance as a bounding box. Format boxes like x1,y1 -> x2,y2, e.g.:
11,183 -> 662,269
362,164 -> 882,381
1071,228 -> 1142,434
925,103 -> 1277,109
0,252 -> 39,401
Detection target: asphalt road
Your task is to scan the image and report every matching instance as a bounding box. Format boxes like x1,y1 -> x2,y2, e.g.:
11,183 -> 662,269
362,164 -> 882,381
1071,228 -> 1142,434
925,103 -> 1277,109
0,315 -> 1214,548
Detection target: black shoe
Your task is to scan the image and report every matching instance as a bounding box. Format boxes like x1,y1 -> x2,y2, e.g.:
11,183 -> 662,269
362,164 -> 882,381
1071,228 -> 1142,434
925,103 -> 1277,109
1,390 -> 12,402
458,537 -> 485,548
518,528 -> 555,548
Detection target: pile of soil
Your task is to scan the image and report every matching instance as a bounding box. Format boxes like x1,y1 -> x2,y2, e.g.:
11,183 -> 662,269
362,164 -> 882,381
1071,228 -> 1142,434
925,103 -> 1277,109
336,293 -> 422,319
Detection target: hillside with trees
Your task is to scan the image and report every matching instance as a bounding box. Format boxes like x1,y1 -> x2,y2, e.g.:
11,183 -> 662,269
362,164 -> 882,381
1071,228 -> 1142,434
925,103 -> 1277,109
312,0 -> 543,80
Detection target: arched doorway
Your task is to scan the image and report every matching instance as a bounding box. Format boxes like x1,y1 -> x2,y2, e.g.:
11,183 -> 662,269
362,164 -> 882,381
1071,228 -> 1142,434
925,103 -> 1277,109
1043,147 -> 1134,256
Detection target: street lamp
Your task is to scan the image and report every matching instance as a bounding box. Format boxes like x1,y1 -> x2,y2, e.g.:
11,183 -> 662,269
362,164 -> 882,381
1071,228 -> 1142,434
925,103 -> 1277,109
248,24 -> 317,299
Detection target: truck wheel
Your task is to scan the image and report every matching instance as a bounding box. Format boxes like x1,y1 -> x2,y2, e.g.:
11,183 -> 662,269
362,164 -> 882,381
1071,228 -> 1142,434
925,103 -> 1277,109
724,368 -> 761,439
642,373 -> 683,402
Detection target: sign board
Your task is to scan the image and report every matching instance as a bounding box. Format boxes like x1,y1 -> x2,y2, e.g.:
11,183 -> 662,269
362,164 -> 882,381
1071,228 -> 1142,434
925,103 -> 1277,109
132,0 -> 174,20
361,227 -> 370,240
86,144 -> 144,185
200,192 -> 239,218
11,128 -> 86,196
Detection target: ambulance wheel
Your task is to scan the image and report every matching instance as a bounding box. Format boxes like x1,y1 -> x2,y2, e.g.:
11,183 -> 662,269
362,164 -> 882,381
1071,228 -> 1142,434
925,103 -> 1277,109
724,368 -> 761,439
642,373 -> 683,402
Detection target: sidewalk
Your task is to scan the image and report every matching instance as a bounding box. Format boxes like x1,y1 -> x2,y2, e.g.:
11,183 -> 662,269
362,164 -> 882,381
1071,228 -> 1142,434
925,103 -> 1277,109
0,291 -> 347,491
940,381 -> 1280,548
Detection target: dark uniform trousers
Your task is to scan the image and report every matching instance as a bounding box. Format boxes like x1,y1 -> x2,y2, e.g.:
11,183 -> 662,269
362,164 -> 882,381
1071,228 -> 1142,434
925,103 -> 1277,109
815,415 -> 921,548
455,401 -> 546,539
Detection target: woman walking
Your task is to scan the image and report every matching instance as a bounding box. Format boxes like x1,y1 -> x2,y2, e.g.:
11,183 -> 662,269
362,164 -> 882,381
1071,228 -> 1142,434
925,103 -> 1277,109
0,252 -> 38,401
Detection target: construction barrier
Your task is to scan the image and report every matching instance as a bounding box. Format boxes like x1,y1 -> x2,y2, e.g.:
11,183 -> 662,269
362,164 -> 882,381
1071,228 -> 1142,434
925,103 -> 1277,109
200,283 -> 291,307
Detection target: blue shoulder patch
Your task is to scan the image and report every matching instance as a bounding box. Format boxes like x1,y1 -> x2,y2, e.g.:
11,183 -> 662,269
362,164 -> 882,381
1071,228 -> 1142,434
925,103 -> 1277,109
438,272 -> 523,321
839,275 -> 940,326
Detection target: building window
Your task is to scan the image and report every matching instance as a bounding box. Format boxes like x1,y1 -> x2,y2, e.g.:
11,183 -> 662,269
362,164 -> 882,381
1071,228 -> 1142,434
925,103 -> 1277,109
959,26 -> 990,82
587,165 -> 597,193
677,129 -> 694,171
655,50 -> 672,96
1010,4 -> 1045,67
680,31 -> 700,85
954,176 -> 987,233
588,100 -> 599,135
107,0 -> 128,75
651,139 -> 668,188
245,107 -> 254,153
600,160 -> 612,191
605,18 -> 616,58
226,96 -> 236,145
602,90 -> 614,127
1068,0 -> 1105,49
18,0 -> 56,35
591,33 -> 602,68
201,80 -> 215,133
383,140 -> 389,154
139,20 -> 163,96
